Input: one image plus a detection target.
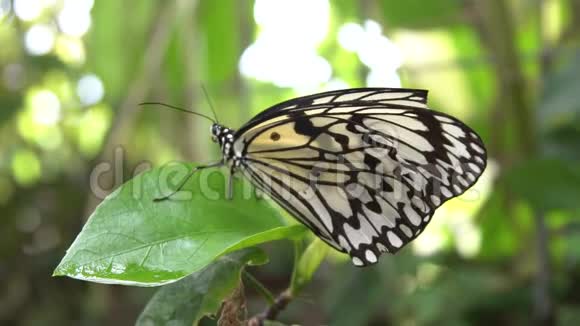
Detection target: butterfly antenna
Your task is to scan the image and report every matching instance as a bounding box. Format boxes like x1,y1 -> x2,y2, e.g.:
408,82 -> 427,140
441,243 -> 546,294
201,84 -> 220,124
139,102 -> 216,123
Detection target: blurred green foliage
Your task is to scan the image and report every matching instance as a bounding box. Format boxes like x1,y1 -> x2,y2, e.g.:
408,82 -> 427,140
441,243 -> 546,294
1,0 -> 580,325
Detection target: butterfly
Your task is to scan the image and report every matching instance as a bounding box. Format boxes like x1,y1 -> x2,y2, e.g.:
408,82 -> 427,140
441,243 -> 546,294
147,88 -> 487,266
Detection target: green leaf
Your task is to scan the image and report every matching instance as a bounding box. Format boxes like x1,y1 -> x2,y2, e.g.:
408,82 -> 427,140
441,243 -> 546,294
539,51 -> 580,159
53,163 -> 307,286
543,125 -> 580,160
136,248 -> 267,326
291,238 -> 328,293
504,159 -> 580,212
378,0 -> 462,29
539,51 -> 580,126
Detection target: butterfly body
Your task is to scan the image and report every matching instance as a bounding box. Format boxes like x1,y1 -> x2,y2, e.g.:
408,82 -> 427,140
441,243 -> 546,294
211,124 -> 238,167
206,88 -> 487,266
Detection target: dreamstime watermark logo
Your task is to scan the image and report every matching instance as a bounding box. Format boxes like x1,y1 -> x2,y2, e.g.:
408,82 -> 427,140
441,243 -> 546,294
88,146 -> 257,202
0,0 -> 14,24
88,139 -> 482,207
89,147 -> 153,200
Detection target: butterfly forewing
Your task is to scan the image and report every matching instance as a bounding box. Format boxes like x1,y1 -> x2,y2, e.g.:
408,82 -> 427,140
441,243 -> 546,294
231,88 -> 487,266
241,88 -> 428,132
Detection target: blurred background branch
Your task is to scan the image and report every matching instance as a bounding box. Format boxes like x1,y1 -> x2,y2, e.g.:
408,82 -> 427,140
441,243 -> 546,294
84,1 -> 176,214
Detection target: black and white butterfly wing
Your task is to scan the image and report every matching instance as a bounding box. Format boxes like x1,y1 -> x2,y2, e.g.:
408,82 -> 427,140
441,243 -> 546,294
243,88 -> 429,127
232,88 -> 487,266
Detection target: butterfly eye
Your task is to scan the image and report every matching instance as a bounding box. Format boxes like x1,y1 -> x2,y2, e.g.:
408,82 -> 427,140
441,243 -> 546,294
270,132 -> 281,141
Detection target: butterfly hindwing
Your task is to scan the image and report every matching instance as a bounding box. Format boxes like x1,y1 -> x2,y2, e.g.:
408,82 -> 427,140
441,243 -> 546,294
231,88 -> 487,266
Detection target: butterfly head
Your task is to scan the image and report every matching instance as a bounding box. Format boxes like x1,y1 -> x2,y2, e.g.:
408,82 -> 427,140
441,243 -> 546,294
210,123 -> 236,160
210,124 -> 223,143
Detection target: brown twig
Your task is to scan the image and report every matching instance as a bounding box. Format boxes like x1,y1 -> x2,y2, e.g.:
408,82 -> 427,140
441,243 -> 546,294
247,289 -> 293,326
218,284 -> 247,326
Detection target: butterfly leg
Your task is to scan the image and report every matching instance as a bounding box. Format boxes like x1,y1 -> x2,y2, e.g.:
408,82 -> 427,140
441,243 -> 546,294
154,161 -> 223,202
255,187 -> 263,200
226,166 -> 235,200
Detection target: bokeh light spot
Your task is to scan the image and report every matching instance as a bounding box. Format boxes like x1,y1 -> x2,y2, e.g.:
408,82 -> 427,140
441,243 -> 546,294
338,20 -> 403,87
240,42 -> 332,90
57,7 -> 91,37
63,0 -> 94,12
367,70 -> 401,87
239,0 -> 332,91
13,0 -> 44,21
417,263 -> 441,287
412,226 -> 447,256
55,36 -> 86,64
36,127 -> 63,150
453,218 -> 482,258
77,74 -> 104,105
394,30 -> 472,117
24,24 -> 55,56
30,89 -> 61,125
78,105 -> 111,157
0,0 -> 12,21
12,149 -> 42,186
254,0 -> 329,46
323,78 -> 350,91
337,23 -> 365,52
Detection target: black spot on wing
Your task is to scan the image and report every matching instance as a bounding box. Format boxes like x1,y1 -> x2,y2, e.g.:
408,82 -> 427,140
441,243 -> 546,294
364,154 -> 381,171
381,179 -> 393,192
365,200 -> 381,214
332,133 -> 350,147
293,114 -> 320,137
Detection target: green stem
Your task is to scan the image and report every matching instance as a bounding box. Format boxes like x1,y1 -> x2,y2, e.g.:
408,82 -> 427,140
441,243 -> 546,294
243,270 -> 275,305
289,239 -> 303,294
